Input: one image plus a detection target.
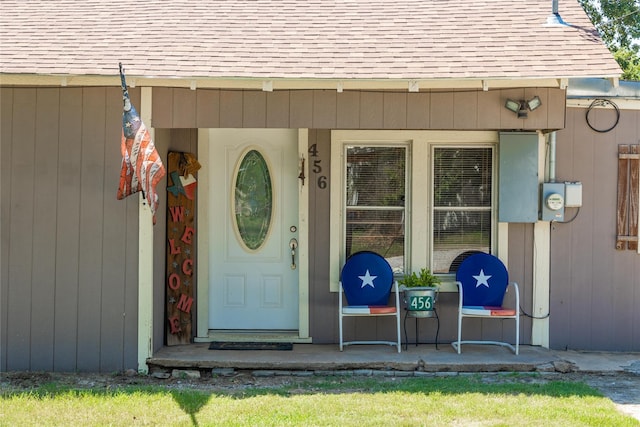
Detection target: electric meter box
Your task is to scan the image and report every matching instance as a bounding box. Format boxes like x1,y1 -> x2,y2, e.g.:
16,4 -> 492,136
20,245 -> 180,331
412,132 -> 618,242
540,182 -> 565,221
564,182 -> 583,207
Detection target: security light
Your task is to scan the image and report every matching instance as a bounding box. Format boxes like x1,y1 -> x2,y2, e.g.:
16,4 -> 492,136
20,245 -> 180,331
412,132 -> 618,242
527,96 -> 542,111
504,96 -> 542,119
504,99 -> 521,114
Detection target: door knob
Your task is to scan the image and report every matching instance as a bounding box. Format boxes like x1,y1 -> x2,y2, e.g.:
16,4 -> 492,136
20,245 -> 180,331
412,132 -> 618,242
289,238 -> 298,270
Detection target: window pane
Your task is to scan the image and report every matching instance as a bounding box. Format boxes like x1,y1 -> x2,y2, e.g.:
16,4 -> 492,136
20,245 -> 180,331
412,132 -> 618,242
345,146 -> 405,273
433,147 -> 493,273
434,148 -> 492,208
346,146 -> 405,207
234,150 -> 272,250
432,210 -> 491,273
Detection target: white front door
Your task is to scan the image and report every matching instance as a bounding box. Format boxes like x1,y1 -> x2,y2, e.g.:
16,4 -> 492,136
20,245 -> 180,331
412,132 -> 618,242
208,129 -> 299,330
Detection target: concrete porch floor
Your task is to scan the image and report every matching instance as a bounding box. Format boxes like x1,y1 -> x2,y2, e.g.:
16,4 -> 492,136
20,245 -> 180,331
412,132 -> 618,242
147,343 -> 640,374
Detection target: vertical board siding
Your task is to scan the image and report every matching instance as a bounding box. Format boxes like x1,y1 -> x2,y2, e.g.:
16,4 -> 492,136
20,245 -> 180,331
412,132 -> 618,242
151,87 -> 173,128
76,87 -> 107,371
157,88 -> 565,131
0,87 -> 139,372
219,91 -> 243,128
383,92 -> 407,129
477,90 -> 501,130
453,91 -> 478,129
196,90 -> 220,128
172,89 -> 197,128
336,92 -> 361,129
0,88 -> 14,371
31,88 -> 60,370
359,92 -> 384,129
313,90 -> 337,129
290,91 -> 313,128
242,91 -> 267,128
2,84 -> 578,371
100,88 -> 129,372
551,107 -> 640,351
265,91 -> 290,128
430,92 -> 454,129
7,88 -> 37,371
54,88 -> 84,371
406,93 -> 430,129
307,130 -> 334,342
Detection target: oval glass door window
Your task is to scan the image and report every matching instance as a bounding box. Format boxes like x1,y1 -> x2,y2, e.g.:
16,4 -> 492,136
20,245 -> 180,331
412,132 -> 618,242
233,149 -> 273,251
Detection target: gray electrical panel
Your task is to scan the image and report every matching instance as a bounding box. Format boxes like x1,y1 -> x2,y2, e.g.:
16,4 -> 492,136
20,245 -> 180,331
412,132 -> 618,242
498,132 -> 539,222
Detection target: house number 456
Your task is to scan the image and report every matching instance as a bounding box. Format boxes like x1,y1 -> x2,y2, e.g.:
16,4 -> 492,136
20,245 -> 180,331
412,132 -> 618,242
308,144 -> 327,189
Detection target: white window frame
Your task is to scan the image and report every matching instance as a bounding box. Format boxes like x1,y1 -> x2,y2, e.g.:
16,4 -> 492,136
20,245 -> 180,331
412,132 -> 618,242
330,130 -> 503,292
430,144 -> 497,275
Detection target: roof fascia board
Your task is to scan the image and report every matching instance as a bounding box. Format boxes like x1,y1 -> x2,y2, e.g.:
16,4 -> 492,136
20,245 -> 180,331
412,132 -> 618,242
0,74 -> 597,90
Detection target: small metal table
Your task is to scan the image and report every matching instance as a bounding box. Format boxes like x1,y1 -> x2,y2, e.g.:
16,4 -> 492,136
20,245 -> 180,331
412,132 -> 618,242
403,308 -> 439,351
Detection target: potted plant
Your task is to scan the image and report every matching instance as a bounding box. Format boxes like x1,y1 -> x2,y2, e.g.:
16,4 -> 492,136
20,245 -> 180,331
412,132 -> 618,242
398,268 -> 441,318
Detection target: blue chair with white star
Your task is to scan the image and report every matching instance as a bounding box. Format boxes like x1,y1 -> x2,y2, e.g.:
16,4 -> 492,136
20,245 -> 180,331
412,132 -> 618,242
339,251 -> 401,352
452,253 -> 520,355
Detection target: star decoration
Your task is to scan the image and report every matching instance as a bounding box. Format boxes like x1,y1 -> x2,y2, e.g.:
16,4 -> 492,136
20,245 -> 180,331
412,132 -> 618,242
358,269 -> 377,288
473,269 -> 492,288
168,297 -> 176,304
172,261 -> 179,269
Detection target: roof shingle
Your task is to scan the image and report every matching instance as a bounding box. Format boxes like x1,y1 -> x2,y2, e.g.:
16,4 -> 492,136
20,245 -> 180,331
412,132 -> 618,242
0,0 -> 621,83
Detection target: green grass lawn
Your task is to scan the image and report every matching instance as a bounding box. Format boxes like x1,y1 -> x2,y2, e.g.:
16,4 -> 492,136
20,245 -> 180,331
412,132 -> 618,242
1,375 -> 637,426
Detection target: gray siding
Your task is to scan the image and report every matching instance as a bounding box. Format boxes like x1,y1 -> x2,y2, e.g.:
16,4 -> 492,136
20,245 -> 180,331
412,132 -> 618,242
152,88 -> 566,131
10,85 -> 638,371
0,87 -> 140,372
550,107 -> 640,351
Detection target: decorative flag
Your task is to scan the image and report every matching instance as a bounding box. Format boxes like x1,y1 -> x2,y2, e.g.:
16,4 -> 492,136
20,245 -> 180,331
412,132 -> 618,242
116,63 -> 166,224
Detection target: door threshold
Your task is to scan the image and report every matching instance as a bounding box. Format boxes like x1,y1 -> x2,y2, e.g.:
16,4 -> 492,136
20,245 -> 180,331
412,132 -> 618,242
194,330 -> 313,344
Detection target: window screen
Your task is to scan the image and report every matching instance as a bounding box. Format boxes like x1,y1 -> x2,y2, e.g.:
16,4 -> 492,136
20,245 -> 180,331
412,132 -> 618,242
345,146 -> 406,274
432,147 -> 493,273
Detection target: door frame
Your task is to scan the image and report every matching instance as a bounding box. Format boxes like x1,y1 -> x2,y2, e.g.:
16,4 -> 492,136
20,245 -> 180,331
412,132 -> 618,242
195,128 -> 311,342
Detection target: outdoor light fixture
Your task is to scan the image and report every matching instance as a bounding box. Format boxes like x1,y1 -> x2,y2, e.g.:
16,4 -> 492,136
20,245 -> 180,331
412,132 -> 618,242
504,96 -> 542,119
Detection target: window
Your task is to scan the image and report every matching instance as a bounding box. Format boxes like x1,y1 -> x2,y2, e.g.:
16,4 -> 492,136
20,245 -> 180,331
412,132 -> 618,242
344,145 -> 407,274
233,149 -> 273,251
432,147 -> 494,273
330,131 -> 498,291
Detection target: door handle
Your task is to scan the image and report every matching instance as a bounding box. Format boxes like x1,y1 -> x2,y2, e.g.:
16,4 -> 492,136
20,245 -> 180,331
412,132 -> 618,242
289,238 -> 298,270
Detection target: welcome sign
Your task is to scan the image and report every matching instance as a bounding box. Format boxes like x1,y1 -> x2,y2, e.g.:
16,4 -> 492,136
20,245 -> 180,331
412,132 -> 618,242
165,151 -> 200,345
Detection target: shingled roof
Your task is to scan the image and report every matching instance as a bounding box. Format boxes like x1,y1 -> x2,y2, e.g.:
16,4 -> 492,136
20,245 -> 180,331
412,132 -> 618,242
0,0 -> 621,88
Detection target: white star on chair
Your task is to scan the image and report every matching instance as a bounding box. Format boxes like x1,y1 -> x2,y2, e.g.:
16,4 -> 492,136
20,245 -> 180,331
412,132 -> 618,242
358,270 -> 377,288
473,269 -> 492,288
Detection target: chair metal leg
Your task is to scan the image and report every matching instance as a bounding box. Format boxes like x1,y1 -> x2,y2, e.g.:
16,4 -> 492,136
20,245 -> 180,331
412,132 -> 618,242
455,314 -> 462,354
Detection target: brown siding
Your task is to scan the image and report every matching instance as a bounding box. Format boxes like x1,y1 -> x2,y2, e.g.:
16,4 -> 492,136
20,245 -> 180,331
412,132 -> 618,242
550,107 -> 640,351
507,224 -> 534,346
0,87 -> 140,372
307,130 -> 333,342
154,88 -> 566,131
0,87 -> 13,371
